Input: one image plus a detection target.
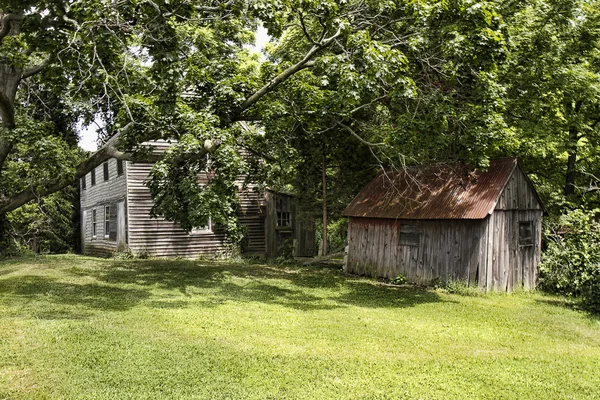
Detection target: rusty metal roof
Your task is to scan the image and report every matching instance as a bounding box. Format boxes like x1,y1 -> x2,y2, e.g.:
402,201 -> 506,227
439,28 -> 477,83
343,158 -> 528,220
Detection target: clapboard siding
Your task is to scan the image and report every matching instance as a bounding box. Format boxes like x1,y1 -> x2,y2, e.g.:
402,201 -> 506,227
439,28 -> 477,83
81,159 -> 128,256
126,162 -> 229,257
126,162 -> 270,257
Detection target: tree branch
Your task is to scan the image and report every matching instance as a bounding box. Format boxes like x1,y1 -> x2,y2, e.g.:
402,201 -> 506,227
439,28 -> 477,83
237,26 -> 342,113
0,91 -> 15,129
336,121 -> 386,147
21,58 -> 52,79
0,13 -> 23,44
0,133 -> 222,214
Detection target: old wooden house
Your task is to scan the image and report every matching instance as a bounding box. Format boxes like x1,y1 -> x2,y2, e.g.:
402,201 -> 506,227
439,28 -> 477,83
343,158 -> 544,292
80,143 -> 315,258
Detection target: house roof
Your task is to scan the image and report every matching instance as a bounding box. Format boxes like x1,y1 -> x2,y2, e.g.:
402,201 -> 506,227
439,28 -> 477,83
343,158 -> 543,220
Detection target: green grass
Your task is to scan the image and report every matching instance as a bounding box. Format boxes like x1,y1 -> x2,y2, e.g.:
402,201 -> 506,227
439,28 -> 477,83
1,255 -> 599,399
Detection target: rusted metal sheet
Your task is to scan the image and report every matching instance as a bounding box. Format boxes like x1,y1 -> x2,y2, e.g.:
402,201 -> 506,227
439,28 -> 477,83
343,158 -> 521,220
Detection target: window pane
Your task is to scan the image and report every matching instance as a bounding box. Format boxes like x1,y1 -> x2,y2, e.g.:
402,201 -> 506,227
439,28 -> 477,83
400,224 -> 420,246
103,162 -> 109,181
519,221 -> 533,246
117,159 -> 124,176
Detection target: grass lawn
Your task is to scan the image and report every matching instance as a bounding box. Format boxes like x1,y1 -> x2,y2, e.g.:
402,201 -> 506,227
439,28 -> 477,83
1,255 -> 599,399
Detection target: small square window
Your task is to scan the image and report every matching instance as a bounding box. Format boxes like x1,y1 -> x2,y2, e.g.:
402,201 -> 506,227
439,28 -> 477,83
103,162 -> 109,181
400,224 -> 420,247
277,212 -> 291,227
519,221 -> 534,246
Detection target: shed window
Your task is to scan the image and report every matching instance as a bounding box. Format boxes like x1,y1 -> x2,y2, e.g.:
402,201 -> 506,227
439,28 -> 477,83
92,209 -> 97,238
519,221 -> 534,246
277,212 -> 291,227
81,176 -> 86,190
104,206 -> 110,238
400,224 -> 420,247
103,162 -> 109,181
117,159 -> 124,176
91,169 -> 96,186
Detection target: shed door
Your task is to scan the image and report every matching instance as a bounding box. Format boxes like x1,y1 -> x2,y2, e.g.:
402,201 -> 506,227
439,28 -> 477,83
517,220 -> 535,290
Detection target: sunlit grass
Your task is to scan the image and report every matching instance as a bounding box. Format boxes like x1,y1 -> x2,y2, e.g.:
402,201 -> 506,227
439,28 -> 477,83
1,255 -> 599,399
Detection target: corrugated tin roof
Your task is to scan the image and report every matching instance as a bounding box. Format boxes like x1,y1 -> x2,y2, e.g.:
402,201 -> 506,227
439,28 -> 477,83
343,158 -> 524,220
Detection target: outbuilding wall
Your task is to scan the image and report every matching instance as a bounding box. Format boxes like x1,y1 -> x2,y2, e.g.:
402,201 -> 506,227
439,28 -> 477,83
346,217 -> 486,286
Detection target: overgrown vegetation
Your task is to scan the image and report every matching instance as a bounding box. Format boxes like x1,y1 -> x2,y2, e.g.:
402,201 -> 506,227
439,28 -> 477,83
540,209 -> 600,312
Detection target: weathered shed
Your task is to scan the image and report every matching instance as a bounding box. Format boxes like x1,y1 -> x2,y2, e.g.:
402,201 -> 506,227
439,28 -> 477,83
342,158 -> 544,292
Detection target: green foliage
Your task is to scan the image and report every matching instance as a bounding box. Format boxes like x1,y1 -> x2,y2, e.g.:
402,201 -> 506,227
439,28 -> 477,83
539,208 -> 600,312
390,273 -> 407,285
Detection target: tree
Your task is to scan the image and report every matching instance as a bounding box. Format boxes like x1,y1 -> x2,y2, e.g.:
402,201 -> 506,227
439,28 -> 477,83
1,0 -> 513,242
502,0 -> 600,208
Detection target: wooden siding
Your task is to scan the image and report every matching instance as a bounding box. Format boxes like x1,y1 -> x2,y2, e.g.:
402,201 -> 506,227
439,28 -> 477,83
482,210 -> 542,291
495,165 -> 543,211
239,189 -> 267,254
80,159 -> 128,256
126,162 -> 228,257
346,218 -> 486,286
126,162 -> 270,257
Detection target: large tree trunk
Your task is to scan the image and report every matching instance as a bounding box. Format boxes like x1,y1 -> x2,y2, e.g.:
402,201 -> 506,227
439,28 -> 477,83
321,155 -> 328,256
564,126 -> 578,197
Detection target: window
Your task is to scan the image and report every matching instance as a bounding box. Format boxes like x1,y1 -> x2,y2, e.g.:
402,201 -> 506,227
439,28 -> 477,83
91,169 -> 96,186
81,176 -> 86,190
117,159 -> 124,176
105,206 -> 110,238
519,221 -> 534,246
400,224 -> 420,246
190,216 -> 212,234
103,162 -> 109,181
92,209 -> 97,238
277,212 -> 291,227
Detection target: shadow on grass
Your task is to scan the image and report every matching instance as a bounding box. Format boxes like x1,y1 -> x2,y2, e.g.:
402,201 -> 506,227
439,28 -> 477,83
65,259 -> 445,311
535,297 -> 600,320
0,275 -> 150,318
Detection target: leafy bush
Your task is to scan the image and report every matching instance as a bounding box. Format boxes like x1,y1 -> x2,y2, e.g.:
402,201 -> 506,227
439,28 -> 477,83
539,209 -> 600,312
390,274 -> 407,285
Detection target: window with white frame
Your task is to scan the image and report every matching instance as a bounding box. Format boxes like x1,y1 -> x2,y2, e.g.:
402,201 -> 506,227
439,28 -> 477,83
104,206 -> 110,239
92,209 -> 97,238
190,216 -> 212,234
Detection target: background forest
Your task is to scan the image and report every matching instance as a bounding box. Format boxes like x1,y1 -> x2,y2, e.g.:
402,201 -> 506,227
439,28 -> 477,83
0,0 -> 599,307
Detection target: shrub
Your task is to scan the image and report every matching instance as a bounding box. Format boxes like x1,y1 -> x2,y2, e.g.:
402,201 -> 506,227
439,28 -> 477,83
390,274 -> 407,285
539,209 -> 600,312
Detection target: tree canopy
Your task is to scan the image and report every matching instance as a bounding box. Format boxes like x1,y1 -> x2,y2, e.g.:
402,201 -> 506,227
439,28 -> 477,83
1,0 -> 599,247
